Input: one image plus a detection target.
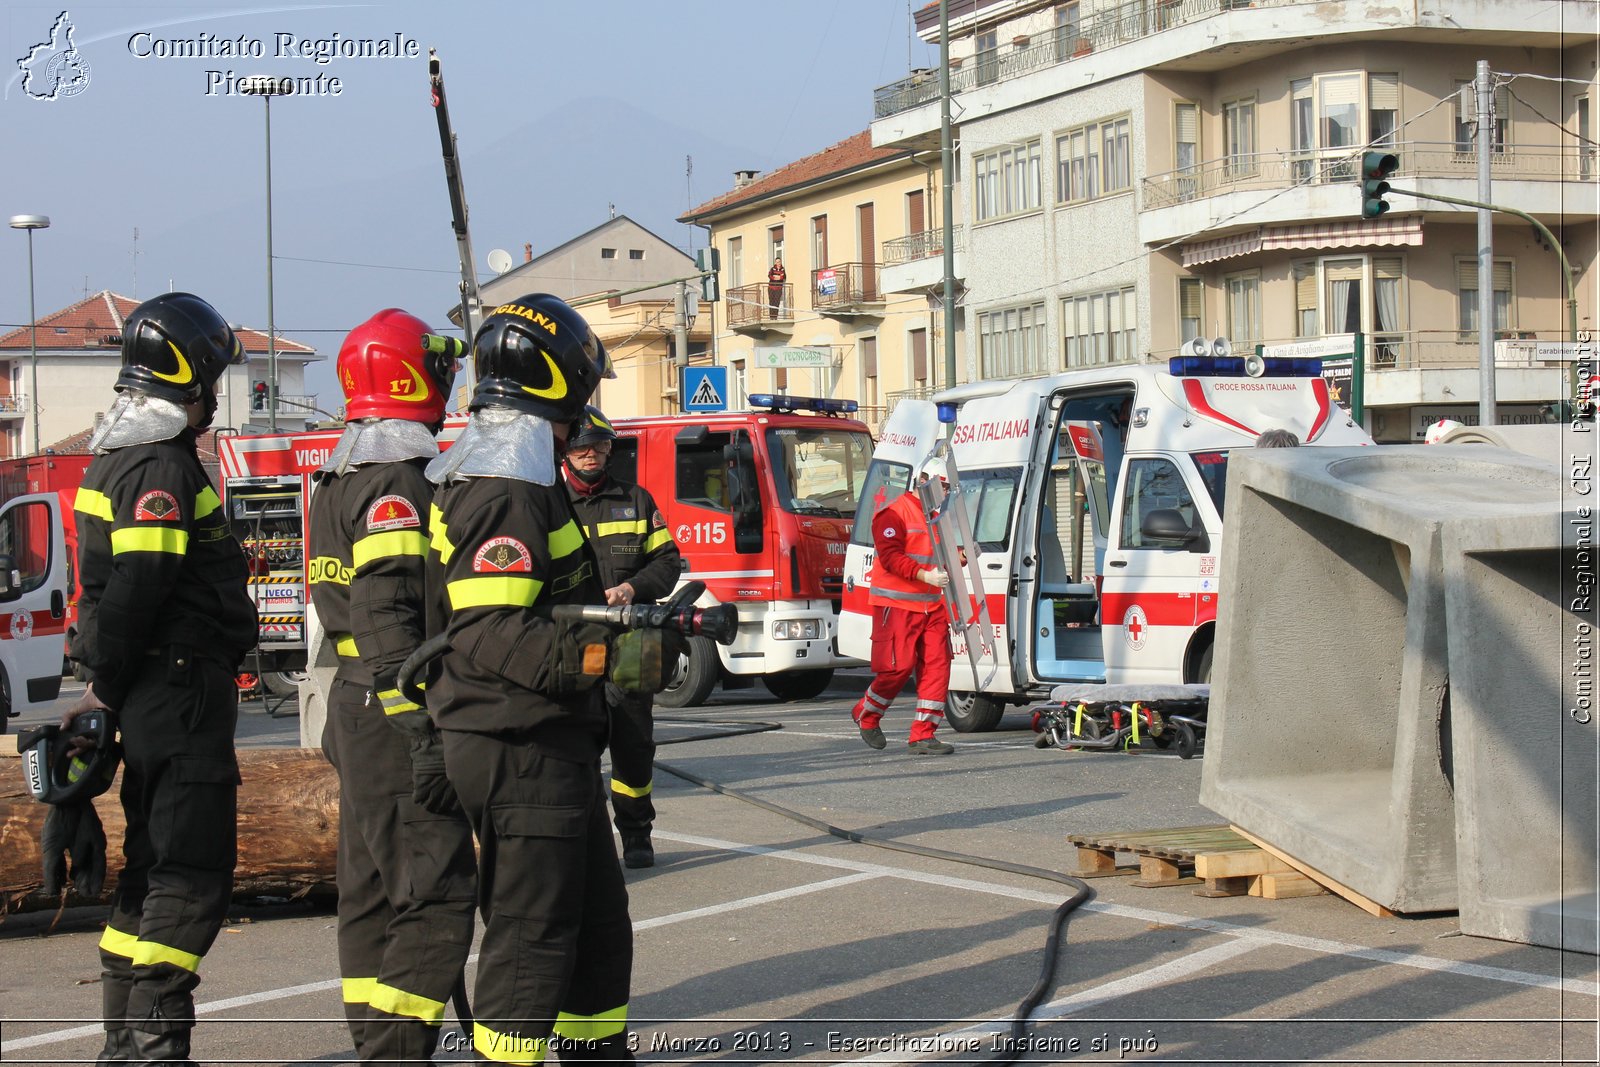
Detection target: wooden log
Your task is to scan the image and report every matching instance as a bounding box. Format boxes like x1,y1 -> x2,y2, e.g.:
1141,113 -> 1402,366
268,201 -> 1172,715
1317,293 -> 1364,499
1,747 -> 339,914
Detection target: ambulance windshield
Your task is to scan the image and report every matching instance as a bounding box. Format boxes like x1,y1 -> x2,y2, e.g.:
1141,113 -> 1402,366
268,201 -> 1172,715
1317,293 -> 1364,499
764,427 -> 874,518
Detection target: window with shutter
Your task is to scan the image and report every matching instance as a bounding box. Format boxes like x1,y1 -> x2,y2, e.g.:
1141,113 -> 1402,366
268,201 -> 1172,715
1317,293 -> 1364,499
1179,277 -> 1203,342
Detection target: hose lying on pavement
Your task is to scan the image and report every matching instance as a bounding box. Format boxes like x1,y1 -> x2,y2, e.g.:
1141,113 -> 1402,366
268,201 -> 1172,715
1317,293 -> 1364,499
653,717 -> 1095,1066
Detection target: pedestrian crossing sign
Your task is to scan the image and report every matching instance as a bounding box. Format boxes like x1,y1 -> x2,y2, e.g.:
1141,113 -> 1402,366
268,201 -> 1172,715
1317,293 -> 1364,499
682,366 -> 728,412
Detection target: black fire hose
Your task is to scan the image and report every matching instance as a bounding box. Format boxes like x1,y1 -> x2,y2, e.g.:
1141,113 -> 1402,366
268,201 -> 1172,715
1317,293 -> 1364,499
651,739 -> 1094,1065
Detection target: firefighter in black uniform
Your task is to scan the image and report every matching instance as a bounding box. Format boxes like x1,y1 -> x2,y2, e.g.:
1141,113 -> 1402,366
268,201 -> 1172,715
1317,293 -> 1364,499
307,309 -> 476,1064
65,292 -> 257,1065
561,406 -> 681,869
424,293 -> 634,1063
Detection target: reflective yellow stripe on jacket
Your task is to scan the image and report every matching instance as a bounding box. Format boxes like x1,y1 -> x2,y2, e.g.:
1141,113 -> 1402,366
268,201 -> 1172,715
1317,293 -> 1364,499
352,529 -> 428,569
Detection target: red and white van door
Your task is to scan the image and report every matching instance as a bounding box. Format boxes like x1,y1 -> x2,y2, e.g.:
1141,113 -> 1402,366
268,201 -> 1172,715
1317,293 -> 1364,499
1101,454 -> 1204,684
1027,421 -> 1113,683
839,400 -> 942,662
0,492 -> 69,721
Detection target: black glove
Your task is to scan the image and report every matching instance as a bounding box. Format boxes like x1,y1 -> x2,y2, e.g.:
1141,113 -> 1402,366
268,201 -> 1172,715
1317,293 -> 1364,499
41,803 -> 107,897
409,733 -> 461,817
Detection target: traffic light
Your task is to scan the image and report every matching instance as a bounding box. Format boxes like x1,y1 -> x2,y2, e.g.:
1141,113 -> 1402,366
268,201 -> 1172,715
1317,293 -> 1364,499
252,380 -> 268,411
696,247 -> 721,302
1360,151 -> 1399,219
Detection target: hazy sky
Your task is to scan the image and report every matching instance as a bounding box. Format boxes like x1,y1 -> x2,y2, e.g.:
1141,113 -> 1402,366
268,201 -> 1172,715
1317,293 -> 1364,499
4,0 -> 937,406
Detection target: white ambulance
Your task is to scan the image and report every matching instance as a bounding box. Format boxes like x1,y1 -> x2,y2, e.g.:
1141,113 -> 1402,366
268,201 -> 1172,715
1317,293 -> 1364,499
839,352 -> 1373,731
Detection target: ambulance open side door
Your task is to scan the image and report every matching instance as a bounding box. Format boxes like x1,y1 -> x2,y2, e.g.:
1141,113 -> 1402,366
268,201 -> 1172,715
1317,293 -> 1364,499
0,491 -> 69,722
1025,419 -> 1113,684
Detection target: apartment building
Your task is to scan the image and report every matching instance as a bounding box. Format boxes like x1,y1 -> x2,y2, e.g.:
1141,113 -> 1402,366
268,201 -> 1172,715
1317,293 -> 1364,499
0,290 -> 320,457
680,132 -> 957,428
871,0 -> 1597,440
457,216 -> 710,417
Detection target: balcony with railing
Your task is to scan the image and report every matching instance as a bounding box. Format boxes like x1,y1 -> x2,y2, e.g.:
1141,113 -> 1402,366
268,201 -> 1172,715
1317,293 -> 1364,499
882,226 -> 967,294
874,0 -> 1242,120
0,395 -> 26,419
812,263 -> 884,314
727,282 -> 795,331
1142,142 -> 1581,211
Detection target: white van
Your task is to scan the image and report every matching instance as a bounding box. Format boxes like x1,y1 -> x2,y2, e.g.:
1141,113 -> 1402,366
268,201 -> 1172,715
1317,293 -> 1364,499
840,356 -> 1372,731
0,492 -> 69,730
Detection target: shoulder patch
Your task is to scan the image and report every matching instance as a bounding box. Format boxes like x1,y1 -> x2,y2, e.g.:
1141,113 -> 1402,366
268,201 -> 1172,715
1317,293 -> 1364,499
882,526 -> 897,538
472,536 -> 532,573
135,490 -> 180,521
365,494 -> 422,532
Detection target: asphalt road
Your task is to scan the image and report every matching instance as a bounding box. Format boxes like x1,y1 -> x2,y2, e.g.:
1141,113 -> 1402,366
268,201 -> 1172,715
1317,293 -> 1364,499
2,674 -> 1595,1065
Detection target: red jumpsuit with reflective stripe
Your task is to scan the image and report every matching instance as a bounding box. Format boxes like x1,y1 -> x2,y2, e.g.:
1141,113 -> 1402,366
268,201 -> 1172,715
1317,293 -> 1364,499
852,491 -> 950,742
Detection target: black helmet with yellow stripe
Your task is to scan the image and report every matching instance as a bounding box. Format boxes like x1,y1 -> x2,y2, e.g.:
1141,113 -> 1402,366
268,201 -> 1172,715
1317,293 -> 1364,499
470,293 -> 612,423
115,292 -> 245,405
567,405 -> 617,451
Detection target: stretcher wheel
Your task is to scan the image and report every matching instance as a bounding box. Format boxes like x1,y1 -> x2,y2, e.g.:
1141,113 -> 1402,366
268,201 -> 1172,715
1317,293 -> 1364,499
1071,716 -> 1103,743
1174,721 -> 1198,760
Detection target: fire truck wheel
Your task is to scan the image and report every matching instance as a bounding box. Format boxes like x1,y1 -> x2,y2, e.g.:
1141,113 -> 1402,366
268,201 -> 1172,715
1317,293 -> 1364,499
946,691 -> 1004,733
655,636 -> 719,709
762,669 -> 832,703
264,670 -> 308,698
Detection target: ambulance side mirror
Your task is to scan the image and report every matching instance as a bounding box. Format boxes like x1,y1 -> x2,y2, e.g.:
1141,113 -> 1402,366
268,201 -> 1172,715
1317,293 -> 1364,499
1140,509 -> 1209,552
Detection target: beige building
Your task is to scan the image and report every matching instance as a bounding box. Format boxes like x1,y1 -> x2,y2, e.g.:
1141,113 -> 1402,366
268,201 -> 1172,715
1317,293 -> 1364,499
452,216 -> 710,417
681,131 -> 957,429
870,0 -> 1597,440
0,290 -> 320,457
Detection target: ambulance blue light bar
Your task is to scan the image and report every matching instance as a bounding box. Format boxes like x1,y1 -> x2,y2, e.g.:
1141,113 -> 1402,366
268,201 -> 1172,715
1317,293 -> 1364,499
1167,356 -> 1323,378
748,394 -> 859,414
936,402 -> 958,424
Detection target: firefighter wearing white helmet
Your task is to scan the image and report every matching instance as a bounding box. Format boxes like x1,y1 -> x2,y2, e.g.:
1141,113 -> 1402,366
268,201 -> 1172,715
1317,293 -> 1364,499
848,453 -> 957,755
1424,418 -> 1464,444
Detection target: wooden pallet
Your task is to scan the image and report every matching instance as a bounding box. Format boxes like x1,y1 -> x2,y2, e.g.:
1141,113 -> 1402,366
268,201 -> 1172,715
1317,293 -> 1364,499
1067,824 -> 1327,899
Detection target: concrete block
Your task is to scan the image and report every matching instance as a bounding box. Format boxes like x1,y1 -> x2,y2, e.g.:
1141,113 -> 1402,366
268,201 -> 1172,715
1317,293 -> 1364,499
1437,424 -> 1566,467
1444,440 -> 1598,952
1200,445 -> 1563,913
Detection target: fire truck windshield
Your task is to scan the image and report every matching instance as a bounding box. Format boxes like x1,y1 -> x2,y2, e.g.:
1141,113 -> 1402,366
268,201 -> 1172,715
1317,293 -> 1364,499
764,427 -> 873,518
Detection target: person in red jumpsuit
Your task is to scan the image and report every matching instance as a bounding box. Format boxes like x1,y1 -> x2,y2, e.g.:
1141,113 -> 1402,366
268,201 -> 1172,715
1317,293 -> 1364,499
851,455 -> 956,755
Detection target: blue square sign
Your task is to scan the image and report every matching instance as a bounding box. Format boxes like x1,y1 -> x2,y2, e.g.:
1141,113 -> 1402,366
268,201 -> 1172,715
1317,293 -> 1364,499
683,366 -> 728,412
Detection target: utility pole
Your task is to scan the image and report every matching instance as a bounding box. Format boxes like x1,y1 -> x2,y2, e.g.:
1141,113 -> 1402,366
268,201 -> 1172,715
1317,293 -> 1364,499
1475,59 -> 1495,427
675,280 -> 690,413
938,0 -> 957,395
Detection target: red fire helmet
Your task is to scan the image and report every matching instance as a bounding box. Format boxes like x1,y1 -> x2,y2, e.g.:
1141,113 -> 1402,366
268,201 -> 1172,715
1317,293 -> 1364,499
336,308 -> 457,423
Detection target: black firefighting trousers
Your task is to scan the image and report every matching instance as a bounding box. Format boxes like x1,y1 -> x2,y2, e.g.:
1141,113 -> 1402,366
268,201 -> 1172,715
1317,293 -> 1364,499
604,685 -> 656,840
323,678 -> 477,1065
442,729 -> 635,1064
98,651 -> 238,1040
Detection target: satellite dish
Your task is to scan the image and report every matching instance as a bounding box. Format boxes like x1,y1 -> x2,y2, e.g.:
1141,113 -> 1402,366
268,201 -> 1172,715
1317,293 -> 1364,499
486,248 -> 514,275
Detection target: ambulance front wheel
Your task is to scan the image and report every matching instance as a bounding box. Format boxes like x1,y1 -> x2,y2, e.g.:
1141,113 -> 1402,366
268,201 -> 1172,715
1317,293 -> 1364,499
763,668 -> 833,703
656,635 -> 719,709
946,691 -> 1005,733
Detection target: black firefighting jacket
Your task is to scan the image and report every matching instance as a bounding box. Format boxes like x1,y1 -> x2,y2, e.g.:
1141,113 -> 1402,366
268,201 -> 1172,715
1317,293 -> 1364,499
307,459 -> 431,704
425,476 -> 609,760
564,475 -> 681,603
72,436 -> 257,709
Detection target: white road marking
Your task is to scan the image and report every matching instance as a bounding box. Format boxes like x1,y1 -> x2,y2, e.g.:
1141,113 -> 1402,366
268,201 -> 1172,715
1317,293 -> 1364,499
634,871 -> 879,930
845,939 -> 1266,1063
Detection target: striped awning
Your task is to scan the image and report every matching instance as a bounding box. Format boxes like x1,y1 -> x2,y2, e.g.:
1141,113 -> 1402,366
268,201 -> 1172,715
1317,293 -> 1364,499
1260,216 -> 1424,250
1180,229 -> 1262,267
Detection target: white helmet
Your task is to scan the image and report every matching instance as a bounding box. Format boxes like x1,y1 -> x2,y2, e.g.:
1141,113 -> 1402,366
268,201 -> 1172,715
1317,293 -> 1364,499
1424,418 -> 1463,445
917,454 -> 950,485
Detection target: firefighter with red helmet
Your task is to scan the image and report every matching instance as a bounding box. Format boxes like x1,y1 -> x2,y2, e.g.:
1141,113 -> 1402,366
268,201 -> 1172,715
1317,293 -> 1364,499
424,294 -> 636,1062
65,292 -> 258,1064
306,309 -> 476,1064
851,454 -> 956,755
562,406 -> 682,869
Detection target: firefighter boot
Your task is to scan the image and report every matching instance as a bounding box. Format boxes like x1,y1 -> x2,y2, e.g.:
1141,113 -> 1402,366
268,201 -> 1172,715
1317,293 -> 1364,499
96,1030 -> 134,1063
128,1026 -> 196,1065
558,1033 -> 637,1062
621,832 -> 654,870
98,948 -> 135,1062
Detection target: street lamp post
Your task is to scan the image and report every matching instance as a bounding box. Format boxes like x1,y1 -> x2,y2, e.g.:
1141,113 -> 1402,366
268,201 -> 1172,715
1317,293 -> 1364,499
240,76 -> 293,432
9,214 -> 50,455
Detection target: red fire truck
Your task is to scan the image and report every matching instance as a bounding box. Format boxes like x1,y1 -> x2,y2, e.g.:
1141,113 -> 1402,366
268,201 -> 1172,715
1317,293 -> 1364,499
218,395 -> 874,707
0,481 -> 70,730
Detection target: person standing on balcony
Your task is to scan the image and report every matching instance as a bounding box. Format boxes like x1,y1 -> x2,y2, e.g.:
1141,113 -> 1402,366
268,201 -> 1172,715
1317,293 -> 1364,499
767,259 -> 786,319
